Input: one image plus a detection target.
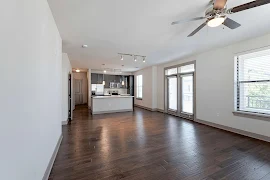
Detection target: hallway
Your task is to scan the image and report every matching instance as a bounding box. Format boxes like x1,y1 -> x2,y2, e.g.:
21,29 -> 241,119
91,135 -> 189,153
49,106 -> 270,180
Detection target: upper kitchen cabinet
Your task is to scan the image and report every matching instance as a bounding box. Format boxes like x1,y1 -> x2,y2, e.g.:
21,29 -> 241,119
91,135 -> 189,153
98,74 -> 104,84
91,73 -> 98,84
91,73 -> 104,84
104,75 -> 110,88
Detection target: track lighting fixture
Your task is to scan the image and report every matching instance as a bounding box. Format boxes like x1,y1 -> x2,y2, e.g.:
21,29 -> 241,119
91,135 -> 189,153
118,53 -> 146,63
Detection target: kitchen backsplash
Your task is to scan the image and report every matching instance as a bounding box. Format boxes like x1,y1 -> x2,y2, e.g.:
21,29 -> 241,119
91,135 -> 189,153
104,88 -> 127,95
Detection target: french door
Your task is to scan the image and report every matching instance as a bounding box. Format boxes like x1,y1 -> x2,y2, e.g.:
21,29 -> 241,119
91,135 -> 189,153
179,73 -> 194,119
165,63 -> 195,120
167,76 -> 178,113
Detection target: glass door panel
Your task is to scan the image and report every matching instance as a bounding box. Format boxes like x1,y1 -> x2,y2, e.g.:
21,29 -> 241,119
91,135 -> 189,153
181,75 -> 193,114
168,76 -> 177,111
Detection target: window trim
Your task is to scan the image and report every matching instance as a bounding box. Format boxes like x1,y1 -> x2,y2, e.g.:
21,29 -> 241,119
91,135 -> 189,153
136,74 -> 143,100
234,48 -> 270,117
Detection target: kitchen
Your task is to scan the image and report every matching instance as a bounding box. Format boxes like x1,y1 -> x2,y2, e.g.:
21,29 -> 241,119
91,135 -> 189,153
91,73 -> 134,114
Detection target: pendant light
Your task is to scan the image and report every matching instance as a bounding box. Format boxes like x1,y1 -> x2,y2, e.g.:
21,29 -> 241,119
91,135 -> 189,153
121,76 -> 125,86
102,64 -> 106,85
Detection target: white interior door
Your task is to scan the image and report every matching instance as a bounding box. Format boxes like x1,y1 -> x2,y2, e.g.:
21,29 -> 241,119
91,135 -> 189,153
75,79 -> 83,105
181,74 -> 194,114
168,76 -> 178,112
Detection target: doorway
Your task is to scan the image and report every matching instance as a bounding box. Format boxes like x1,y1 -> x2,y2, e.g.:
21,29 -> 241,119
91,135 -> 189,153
165,62 -> 195,120
74,79 -> 83,105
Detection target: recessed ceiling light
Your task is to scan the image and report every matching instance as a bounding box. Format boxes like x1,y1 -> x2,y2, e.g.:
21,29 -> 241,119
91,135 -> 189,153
104,70 -> 106,73
134,56 -> 137,62
143,57 -> 146,63
75,69 -> 80,72
121,55 -> 124,61
82,45 -> 88,48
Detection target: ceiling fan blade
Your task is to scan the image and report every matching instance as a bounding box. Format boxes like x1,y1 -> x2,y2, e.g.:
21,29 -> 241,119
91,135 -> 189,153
223,18 -> 241,29
171,17 -> 206,25
227,0 -> 270,14
188,22 -> 207,37
213,0 -> 227,9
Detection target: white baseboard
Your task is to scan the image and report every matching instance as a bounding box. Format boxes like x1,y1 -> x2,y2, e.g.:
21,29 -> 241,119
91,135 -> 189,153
156,108 -> 165,113
195,118 -> 270,143
134,104 -> 157,112
42,134 -> 63,180
92,109 -> 133,115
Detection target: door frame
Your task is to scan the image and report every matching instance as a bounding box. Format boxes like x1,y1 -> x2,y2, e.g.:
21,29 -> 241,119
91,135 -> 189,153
68,73 -> 72,123
164,61 -> 196,120
179,72 -> 194,120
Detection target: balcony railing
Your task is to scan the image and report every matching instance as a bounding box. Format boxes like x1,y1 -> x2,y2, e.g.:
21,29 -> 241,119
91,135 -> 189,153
246,96 -> 270,110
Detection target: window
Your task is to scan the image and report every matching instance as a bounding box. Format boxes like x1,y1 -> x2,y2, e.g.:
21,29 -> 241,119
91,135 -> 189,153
165,68 -> 177,75
168,76 -> 177,111
178,64 -> 195,73
136,75 -> 143,99
236,48 -> 270,115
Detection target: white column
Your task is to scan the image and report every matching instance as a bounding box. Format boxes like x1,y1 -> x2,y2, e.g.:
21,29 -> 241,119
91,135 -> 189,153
88,69 -> 92,109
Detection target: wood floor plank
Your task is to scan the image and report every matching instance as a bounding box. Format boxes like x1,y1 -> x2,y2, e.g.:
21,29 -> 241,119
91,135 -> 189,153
49,105 -> 270,180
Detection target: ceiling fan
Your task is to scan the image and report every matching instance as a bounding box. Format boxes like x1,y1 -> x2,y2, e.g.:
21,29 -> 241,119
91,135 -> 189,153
171,0 -> 270,37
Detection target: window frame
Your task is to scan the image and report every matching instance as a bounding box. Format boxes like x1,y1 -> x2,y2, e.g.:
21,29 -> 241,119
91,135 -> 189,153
136,74 -> 143,100
234,47 -> 270,118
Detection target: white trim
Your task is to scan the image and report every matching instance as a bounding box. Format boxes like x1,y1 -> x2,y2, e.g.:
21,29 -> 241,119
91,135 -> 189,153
195,119 -> 270,143
42,134 -> 63,180
233,111 -> 270,121
92,109 -> 133,115
134,104 -> 157,112
62,120 -> 68,125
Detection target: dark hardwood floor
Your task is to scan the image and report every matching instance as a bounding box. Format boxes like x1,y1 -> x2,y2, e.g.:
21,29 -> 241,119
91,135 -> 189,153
49,105 -> 270,180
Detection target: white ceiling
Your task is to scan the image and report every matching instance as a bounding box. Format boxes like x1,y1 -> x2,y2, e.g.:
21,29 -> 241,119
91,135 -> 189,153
48,0 -> 270,72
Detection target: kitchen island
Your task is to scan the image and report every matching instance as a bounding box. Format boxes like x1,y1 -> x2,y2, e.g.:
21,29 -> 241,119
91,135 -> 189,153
91,95 -> 133,114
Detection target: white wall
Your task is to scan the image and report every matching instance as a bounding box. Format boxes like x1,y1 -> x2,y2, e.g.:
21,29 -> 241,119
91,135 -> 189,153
134,66 -> 157,109
88,69 -> 92,108
62,53 -> 72,122
0,0 -> 62,179
73,72 -> 88,104
156,33 -> 270,137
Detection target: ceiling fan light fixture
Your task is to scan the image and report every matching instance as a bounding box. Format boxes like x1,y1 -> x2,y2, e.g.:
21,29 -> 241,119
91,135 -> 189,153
207,17 -> 225,27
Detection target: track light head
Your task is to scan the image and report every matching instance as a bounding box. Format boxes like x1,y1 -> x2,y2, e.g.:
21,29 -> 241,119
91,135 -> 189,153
121,55 -> 124,61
